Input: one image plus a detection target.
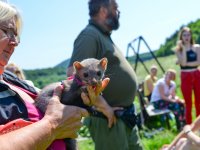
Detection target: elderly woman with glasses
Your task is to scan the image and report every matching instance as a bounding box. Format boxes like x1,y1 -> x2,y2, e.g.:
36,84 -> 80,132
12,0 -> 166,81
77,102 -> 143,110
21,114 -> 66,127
0,1 -> 107,150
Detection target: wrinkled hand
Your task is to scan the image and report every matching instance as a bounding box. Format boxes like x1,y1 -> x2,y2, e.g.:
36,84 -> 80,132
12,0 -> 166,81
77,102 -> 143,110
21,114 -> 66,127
44,85 -> 89,139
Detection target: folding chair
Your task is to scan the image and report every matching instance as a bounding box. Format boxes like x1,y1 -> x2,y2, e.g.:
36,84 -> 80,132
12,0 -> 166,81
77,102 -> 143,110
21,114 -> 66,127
137,83 -> 171,129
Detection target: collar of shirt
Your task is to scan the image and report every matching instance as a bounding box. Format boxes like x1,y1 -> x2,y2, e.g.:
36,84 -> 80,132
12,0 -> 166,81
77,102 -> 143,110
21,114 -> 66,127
89,19 -> 111,36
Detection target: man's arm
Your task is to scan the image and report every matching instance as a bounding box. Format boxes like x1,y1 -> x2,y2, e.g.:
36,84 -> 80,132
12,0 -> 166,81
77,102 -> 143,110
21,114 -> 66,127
81,78 -> 121,128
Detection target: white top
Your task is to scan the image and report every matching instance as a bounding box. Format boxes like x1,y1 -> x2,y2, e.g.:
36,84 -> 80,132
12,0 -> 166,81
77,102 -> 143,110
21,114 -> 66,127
150,77 -> 176,103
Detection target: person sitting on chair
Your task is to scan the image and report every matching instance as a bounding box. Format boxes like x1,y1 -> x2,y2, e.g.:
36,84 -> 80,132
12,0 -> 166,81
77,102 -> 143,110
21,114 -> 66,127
150,69 -> 186,131
143,65 -> 158,102
5,62 -> 25,80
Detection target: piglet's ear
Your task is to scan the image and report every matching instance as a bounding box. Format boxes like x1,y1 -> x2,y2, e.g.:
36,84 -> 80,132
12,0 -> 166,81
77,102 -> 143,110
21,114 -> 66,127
99,57 -> 108,70
73,61 -> 83,71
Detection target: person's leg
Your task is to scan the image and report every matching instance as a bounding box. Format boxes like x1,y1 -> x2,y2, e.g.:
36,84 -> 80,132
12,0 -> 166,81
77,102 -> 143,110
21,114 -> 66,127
181,71 -> 193,124
167,102 -> 185,130
128,125 -> 144,150
152,100 -> 166,109
193,70 -> 200,117
85,117 -> 133,150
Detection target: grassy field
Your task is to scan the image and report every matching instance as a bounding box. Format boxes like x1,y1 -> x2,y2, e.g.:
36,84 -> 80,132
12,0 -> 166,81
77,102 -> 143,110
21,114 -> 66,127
77,55 -> 197,150
77,126 -> 177,150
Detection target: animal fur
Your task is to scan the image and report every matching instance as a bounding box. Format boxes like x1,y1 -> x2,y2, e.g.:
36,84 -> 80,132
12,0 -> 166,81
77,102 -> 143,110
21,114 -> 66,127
35,58 -> 108,150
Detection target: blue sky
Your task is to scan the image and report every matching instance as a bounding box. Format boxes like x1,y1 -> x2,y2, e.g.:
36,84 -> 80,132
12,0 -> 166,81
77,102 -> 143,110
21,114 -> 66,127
8,0 -> 200,70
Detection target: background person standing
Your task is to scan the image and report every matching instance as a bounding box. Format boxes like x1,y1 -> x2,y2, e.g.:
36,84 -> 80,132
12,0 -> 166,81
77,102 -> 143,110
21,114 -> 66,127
175,27 -> 200,124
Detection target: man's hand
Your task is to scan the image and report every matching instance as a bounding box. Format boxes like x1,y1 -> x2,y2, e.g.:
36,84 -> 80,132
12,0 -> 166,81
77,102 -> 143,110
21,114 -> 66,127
81,78 -> 123,128
81,78 -> 110,106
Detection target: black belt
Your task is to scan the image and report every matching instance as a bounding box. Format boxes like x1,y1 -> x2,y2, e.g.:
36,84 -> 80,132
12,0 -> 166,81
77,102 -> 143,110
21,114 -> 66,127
88,104 -> 138,129
115,104 -> 138,129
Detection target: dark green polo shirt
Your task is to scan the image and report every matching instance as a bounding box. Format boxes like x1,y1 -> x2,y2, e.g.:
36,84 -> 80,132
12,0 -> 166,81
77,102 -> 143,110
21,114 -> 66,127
69,19 -> 137,107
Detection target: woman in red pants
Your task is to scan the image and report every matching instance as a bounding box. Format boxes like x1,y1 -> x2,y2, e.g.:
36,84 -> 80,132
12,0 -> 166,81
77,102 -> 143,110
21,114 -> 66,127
175,27 -> 200,124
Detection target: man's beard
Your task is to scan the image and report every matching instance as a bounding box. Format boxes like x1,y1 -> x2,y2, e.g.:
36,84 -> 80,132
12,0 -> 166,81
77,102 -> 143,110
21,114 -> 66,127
105,11 -> 120,30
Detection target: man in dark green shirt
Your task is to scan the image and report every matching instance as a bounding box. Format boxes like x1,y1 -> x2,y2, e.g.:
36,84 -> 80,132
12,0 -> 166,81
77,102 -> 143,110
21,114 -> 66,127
67,0 -> 143,149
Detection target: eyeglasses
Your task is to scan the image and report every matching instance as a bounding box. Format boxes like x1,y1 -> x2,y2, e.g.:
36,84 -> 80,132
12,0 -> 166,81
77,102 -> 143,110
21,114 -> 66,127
0,25 -> 20,44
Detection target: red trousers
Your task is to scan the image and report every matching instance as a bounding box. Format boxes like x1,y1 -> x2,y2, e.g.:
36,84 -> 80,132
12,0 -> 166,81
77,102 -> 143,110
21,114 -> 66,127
181,69 -> 200,124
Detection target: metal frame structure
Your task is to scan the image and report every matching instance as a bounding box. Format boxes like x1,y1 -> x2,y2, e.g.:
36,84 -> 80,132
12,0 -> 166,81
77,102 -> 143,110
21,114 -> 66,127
126,36 -> 171,128
126,36 -> 165,74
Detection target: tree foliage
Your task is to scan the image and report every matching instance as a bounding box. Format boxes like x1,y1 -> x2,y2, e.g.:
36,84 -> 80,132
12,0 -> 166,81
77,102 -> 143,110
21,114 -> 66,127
24,67 -> 66,89
23,19 -> 200,89
156,19 -> 200,57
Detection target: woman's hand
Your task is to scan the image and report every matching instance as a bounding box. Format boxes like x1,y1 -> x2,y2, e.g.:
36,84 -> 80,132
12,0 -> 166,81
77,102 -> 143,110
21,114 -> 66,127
43,85 -> 89,139
176,40 -> 183,51
173,96 -> 185,105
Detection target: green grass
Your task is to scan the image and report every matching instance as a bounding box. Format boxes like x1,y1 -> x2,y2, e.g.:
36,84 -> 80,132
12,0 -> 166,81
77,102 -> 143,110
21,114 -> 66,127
78,138 -> 94,150
141,130 -> 176,150
77,129 -> 176,150
77,123 -> 178,150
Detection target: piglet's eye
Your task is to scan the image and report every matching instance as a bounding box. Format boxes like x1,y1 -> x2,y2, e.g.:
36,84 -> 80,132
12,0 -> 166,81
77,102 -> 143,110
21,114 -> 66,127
83,72 -> 89,78
97,71 -> 101,76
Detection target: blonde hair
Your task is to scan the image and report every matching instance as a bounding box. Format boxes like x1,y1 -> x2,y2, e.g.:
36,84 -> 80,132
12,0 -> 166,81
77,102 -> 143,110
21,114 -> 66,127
166,69 -> 176,80
150,65 -> 158,71
5,62 -> 26,80
0,1 -> 23,38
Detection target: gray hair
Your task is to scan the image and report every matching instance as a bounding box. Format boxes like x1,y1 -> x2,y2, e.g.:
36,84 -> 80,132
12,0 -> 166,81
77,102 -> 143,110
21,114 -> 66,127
0,1 -> 22,36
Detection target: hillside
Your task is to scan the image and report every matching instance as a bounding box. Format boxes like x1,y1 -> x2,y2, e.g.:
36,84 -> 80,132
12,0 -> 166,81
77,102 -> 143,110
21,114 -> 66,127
55,58 -> 70,69
24,19 -> 200,89
24,67 -> 66,89
156,18 -> 200,56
